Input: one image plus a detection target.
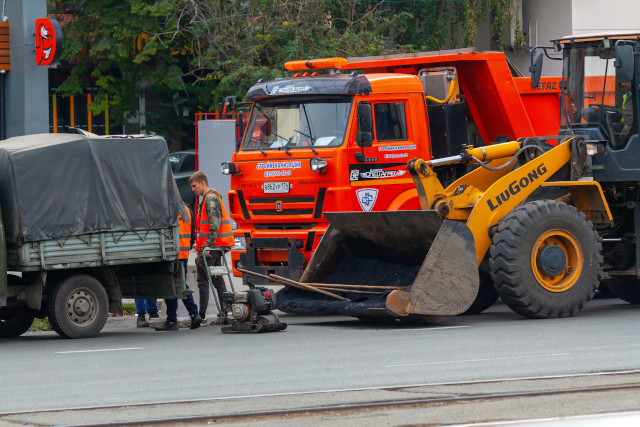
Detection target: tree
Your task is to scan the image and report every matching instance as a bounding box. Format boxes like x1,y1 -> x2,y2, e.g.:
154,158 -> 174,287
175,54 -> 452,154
54,0 -> 521,146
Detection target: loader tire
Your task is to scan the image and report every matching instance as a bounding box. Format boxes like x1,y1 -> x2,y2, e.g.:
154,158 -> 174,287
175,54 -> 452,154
47,275 -> 109,339
489,200 -> 602,319
462,271 -> 499,315
607,276 -> 640,304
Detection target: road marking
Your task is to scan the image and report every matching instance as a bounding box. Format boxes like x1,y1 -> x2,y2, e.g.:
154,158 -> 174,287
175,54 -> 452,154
399,325 -> 469,331
382,352 -> 571,368
55,347 -> 143,354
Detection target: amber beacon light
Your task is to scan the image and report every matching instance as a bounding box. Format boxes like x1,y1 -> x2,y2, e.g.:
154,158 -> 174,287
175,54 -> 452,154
284,57 -> 348,71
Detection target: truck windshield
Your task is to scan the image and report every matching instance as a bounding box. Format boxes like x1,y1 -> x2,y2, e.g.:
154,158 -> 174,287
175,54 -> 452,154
242,96 -> 352,151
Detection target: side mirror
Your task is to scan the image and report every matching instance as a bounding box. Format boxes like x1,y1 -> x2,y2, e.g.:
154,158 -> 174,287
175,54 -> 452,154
614,45 -> 635,83
220,96 -> 237,118
235,113 -> 244,151
529,50 -> 544,90
356,103 -> 373,148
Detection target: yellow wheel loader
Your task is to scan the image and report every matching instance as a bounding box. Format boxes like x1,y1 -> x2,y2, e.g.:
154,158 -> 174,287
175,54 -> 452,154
276,32 -> 640,320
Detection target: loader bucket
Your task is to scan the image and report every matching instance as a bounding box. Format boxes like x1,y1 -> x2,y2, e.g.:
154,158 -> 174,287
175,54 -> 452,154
276,211 -> 479,320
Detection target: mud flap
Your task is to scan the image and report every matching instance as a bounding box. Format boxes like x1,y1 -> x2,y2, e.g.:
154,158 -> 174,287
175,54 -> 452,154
295,211 -> 479,318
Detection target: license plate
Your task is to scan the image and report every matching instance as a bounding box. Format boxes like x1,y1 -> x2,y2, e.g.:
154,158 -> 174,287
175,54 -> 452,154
263,181 -> 290,193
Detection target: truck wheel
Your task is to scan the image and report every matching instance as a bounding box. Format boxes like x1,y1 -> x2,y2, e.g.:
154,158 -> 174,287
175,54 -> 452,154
0,308 -> 35,338
47,275 -> 109,339
489,200 -> 602,319
462,271 -> 499,315
607,276 -> 640,304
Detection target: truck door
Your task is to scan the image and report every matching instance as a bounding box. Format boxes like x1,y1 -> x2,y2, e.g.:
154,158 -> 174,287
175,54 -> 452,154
348,99 -> 421,212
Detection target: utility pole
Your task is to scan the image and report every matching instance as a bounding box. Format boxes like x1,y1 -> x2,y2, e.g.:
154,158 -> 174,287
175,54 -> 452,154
4,0 -> 49,138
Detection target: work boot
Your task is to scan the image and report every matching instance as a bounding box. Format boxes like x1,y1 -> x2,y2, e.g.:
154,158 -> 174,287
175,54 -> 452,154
136,314 -> 149,328
199,313 -> 208,326
189,313 -> 202,330
148,312 -> 160,319
154,320 -> 179,331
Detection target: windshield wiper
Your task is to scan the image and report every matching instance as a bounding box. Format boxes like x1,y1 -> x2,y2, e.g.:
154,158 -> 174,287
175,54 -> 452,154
247,104 -> 268,156
294,129 -> 318,155
300,104 -> 319,155
269,132 -> 292,156
250,137 -> 267,156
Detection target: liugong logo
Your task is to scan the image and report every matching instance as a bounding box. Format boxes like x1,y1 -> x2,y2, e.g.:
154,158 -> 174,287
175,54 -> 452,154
486,163 -> 548,211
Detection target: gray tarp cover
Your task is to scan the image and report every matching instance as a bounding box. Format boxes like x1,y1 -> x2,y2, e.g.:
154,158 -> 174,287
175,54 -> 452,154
0,133 -> 183,243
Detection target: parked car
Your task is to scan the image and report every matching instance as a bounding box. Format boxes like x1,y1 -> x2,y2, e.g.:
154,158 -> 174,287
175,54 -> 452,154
169,150 -> 196,207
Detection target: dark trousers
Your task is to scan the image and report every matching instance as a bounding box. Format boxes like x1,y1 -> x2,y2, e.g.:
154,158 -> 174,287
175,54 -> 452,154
164,259 -> 198,322
164,286 -> 198,323
195,250 -> 227,317
134,298 -> 158,316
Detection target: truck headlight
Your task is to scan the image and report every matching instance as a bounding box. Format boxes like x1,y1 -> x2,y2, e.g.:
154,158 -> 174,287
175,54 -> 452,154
221,162 -> 238,175
310,158 -> 327,173
232,236 -> 246,250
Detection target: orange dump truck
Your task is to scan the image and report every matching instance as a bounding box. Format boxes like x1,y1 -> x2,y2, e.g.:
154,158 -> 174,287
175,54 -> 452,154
221,48 -> 560,285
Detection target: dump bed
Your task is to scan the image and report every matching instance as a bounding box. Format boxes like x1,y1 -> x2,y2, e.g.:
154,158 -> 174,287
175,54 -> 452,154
0,133 -> 183,270
343,49 -> 560,143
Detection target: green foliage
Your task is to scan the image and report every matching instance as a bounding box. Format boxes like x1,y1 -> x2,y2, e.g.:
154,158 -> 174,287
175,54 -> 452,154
29,317 -> 52,332
122,303 -> 137,315
55,0 -> 522,145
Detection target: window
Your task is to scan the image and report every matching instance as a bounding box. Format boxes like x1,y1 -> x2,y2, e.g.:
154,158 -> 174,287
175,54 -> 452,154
374,102 -> 407,141
181,154 -> 196,172
241,96 -> 352,151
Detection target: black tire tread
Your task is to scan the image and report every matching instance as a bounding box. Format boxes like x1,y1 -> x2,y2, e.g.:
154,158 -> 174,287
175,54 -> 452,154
607,276 -> 640,304
47,274 -> 109,339
0,309 -> 35,338
489,200 -> 603,319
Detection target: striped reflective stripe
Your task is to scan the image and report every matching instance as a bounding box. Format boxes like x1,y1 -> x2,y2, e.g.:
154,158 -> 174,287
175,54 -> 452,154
196,190 -> 235,249
179,205 -> 192,259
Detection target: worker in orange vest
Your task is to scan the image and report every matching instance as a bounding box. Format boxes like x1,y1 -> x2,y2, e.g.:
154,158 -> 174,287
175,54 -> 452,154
155,203 -> 202,331
189,171 -> 234,323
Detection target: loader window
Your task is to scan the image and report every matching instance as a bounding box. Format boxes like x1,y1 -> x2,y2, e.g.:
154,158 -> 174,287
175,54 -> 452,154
562,45 -> 636,147
374,102 -> 407,141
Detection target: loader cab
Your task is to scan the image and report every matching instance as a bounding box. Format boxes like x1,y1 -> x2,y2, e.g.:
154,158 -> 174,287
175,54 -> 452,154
533,34 -> 640,146
532,33 -> 640,181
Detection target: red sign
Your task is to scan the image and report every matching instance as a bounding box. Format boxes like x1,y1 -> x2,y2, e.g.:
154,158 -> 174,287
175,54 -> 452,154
35,18 -> 62,66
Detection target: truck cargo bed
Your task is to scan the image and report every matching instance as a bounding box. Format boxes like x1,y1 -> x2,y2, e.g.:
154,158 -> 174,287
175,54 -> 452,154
7,227 -> 179,271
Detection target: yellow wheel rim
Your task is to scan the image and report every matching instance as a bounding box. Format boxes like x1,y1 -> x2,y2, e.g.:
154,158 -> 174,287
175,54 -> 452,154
531,230 -> 583,292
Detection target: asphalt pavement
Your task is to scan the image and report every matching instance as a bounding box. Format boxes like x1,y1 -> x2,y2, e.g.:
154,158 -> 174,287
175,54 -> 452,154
2,297 -> 640,426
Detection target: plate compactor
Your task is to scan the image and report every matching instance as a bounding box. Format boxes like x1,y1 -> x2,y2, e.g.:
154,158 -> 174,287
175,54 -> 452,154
202,248 -> 286,333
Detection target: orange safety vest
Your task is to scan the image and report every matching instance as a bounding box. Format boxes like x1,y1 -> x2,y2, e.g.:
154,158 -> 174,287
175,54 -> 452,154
178,205 -> 192,260
196,190 -> 234,251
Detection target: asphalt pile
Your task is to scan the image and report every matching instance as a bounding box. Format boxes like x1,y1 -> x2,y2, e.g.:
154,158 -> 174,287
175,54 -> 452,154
276,255 -> 421,316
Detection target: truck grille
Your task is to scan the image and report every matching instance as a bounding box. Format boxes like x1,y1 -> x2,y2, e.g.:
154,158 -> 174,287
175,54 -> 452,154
242,188 -> 326,219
